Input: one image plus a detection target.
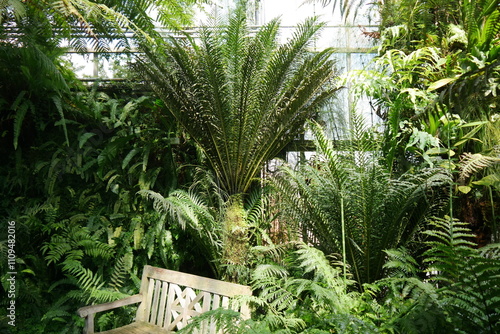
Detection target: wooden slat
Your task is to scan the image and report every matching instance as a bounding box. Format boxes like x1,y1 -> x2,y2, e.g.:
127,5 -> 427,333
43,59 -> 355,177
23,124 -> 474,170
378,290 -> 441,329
221,296 -> 229,309
156,281 -> 169,327
135,267 -> 155,322
143,265 -> 252,297
209,294 -> 220,334
212,294 -> 221,310
149,279 -> 162,324
143,278 -> 156,322
163,282 -> 176,329
240,303 -> 251,320
201,291 -> 211,334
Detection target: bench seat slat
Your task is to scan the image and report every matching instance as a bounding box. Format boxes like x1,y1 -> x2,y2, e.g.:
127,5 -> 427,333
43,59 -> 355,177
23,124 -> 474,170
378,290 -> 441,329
99,321 -> 168,334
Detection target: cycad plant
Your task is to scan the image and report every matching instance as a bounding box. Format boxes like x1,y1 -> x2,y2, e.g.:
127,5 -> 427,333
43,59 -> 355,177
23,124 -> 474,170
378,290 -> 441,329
272,118 -> 452,286
135,3 -> 339,279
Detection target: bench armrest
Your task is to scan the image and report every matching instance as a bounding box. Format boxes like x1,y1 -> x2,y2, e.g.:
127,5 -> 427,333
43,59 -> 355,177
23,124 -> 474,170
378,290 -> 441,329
78,294 -> 143,317
77,294 -> 143,334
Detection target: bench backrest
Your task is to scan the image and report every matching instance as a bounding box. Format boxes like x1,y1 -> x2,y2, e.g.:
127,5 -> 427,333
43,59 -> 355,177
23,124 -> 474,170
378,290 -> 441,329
135,265 -> 252,332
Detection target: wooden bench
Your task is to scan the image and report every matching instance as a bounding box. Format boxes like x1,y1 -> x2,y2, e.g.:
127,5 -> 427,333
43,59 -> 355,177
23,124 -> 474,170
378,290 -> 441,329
77,265 -> 252,333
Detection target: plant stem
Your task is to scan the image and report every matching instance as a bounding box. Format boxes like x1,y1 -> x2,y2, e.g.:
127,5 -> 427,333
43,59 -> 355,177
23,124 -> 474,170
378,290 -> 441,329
489,186 -> 497,242
341,195 -> 346,280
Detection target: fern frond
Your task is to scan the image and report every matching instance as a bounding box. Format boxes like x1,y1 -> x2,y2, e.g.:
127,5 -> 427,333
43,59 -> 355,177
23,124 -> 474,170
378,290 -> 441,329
422,217 -> 500,332
458,152 -> 500,183
12,95 -> 33,150
109,256 -> 127,290
295,244 -> 345,286
273,121 -> 451,285
176,308 -> 248,334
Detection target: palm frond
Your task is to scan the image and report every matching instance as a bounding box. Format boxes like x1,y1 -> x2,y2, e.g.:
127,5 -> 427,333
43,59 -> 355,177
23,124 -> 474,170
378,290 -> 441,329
135,4 -> 339,196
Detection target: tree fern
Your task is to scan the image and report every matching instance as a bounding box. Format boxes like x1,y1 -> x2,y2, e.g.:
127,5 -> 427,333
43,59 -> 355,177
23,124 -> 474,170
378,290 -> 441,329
141,159 -> 281,281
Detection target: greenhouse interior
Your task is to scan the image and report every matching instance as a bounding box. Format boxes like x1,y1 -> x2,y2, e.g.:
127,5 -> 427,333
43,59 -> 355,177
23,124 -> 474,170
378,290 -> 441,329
1,0 -> 499,333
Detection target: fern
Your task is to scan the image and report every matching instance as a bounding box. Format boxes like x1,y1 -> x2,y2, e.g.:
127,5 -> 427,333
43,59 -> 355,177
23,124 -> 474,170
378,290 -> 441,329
458,152 -> 500,183
177,308 -> 273,334
272,120 -> 452,285
423,217 -> 500,333
11,92 -> 33,150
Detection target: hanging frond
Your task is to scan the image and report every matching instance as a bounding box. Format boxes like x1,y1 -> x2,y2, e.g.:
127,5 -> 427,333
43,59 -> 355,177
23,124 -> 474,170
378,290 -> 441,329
139,188 -> 224,277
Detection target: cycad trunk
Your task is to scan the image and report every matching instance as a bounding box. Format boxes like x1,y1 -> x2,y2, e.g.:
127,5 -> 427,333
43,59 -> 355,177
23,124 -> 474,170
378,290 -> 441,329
223,195 -> 249,282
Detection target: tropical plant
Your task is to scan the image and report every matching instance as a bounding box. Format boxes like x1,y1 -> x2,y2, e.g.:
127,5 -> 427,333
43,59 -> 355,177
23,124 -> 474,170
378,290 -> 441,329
347,0 -> 500,240
175,218 -> 500,334
135,2 -> 340,278
0,0 -> 203,154
0,89 -> 199,333
365,0 -> 500,160
0,0 -> 203,49
177,243 -> 375,334
422,217 -> 500,332
366,217 -> 500,333
140,171 -> 275,282
271,119 -> 452,286
377,0 -> 462,52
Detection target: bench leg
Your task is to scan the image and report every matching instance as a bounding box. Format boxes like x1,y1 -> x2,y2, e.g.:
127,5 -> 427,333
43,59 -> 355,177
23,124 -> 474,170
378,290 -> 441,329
83,313 -> 95,334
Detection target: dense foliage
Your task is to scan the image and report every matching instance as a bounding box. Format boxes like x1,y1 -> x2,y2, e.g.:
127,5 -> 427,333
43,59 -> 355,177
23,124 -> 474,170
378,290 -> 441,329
178,218 -> 500,334
1,0 -> 499,333
135,3 -> 340,281
272,120 -> 452,286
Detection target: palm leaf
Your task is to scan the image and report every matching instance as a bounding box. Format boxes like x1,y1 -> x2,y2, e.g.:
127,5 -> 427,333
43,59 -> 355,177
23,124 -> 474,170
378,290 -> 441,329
135,4 -> 339,196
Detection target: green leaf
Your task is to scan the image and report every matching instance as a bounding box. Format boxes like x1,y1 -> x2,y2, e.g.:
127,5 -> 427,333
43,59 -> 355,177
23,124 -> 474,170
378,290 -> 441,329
426,147 -> 455,156
472,174 -> 500,187
79,132 -> 97,148
427,77 -> 457,92
52,95 -> 69,147
458,185 -> 472,193
21,269 -> 36,275
122,148 -> 140,169
12,100 -> 31,150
